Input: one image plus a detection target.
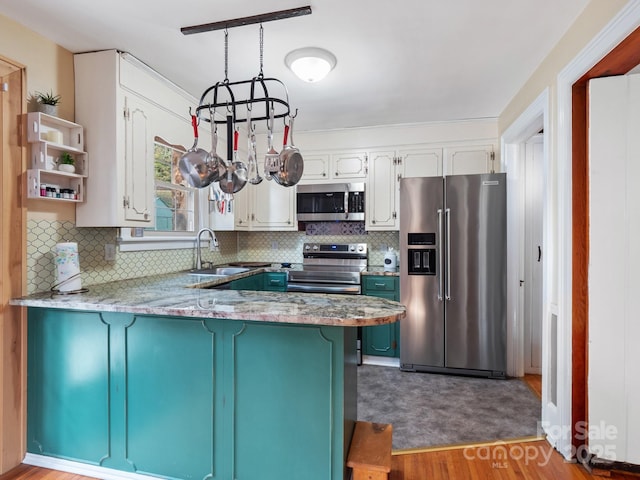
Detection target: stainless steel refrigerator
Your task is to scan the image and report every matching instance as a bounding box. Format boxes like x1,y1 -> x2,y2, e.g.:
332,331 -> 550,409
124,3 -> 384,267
399,173 -> 507,378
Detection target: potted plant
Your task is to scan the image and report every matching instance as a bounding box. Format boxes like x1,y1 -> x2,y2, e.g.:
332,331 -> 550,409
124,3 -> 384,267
34,90 -> 61,116
58,152 -> 75,173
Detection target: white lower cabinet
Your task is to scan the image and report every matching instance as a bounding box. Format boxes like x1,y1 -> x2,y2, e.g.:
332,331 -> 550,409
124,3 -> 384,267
233,180 -> 296,231
366,143 -> 495,231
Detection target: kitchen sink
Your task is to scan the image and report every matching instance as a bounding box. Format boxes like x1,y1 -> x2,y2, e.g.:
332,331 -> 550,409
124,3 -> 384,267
188,267 -> 251,276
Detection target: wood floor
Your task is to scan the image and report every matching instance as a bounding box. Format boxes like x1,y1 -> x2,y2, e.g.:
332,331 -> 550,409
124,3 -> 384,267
2,446 -> 635,480
3,375 -> 633,480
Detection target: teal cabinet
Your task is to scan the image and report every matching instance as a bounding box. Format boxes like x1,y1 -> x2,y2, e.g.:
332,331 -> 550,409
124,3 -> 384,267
27,307 -> 355,480
262,272 -> 288,291
361,275 -> 400,358
229,273 -> 262,290
229,271 -> 288,292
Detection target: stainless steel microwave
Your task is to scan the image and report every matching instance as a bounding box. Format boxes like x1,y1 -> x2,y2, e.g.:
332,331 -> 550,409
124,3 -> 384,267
296,183 -> 365,221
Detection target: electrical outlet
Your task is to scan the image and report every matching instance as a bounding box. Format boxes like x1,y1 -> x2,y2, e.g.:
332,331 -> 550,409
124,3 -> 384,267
104,243 -> 116,261
271,241 -> 279,250
380,243 -> 388,252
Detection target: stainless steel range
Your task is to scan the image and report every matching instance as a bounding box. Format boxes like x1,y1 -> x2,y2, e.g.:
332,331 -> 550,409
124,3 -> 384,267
287,243 -> 368,295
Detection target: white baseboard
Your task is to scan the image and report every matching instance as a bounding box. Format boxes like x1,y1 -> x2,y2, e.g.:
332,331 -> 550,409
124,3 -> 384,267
23,453 -> 162,480
362,355 -> 400,367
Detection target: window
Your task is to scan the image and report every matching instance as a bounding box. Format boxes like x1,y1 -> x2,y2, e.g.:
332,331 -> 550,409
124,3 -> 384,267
118,136 -> 208,252
149,138 -> 195,232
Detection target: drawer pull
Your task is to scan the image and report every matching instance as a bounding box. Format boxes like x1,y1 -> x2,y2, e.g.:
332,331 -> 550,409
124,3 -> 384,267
374,283 -> 386,287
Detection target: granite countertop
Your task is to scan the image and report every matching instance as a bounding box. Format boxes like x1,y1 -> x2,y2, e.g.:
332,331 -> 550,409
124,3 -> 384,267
10,268 -> 405,327
361,266 -> 400,276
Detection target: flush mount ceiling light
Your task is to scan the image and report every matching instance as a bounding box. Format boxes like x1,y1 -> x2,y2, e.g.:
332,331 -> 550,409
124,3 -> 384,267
285,47 -> 337,83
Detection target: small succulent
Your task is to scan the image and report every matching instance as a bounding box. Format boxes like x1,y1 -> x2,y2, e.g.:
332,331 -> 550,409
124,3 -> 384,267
35,90 -> 61,106
59,152 -> 74,165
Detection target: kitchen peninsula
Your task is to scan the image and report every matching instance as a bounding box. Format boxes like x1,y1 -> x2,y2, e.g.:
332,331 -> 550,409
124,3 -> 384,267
11,270 -> 405,480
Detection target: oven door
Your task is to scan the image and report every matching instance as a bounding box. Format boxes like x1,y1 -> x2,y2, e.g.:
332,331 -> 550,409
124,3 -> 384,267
287,282 -> 361,294
287,268 -> 362,294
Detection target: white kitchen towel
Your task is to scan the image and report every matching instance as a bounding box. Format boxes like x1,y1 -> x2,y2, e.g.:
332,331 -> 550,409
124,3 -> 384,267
54,242 -> 82,292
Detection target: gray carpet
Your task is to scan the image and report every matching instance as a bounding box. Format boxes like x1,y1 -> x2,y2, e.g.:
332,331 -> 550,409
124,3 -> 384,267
357,365 -> 541,451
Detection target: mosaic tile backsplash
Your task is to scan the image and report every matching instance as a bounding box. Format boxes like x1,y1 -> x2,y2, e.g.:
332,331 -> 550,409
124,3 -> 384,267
27,220 -> 399,294
27,220 -> 238,294
237,231 -> 399,267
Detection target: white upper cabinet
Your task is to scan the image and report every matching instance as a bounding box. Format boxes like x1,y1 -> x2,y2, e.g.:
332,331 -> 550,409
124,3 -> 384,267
74,50 -> 169,227
122,95 -> 154,223
299,153 -> 330,181
401,147 -> 443,178
366,150 -> 397,229
233,180 -> 296,231
366,143 -> 495,231
298,150 -> 367,183
443,144 -> 496,176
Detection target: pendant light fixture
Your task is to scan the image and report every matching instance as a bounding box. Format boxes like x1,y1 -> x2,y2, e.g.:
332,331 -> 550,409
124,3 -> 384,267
285,47 -> 337,83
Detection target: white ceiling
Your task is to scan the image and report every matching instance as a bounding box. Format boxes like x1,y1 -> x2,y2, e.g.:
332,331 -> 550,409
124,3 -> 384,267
0,0 -> 590,132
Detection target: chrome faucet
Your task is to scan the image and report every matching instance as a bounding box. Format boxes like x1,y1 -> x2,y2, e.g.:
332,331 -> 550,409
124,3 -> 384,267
195,227 -> 218,270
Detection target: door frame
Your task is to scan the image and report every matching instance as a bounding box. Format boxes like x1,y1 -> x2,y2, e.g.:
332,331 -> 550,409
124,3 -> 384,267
0,54 -> 27,473
502,88 -> 549,381
557,3 -> 640,459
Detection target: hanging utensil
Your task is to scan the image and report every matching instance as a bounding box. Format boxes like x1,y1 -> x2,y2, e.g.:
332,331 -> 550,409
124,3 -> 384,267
208,108 -> 224,183
219,127 -> 247,194
264,102 -> 280,180
179,115 -> 215,188
274,116 -> 304,187
246,106 -> 263,184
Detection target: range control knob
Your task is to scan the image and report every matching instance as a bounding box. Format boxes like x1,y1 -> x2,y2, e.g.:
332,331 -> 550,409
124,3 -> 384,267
304,245 -> 311,250
358,245 -> 365,252
312,245 -> 319,251
349,245 -> 356,251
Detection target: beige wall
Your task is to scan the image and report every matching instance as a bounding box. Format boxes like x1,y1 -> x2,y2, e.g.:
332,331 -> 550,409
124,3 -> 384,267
1,13 -> 76,222
498,0 -> 628,307
0,14 -> 74,121
499,0 -> 628,133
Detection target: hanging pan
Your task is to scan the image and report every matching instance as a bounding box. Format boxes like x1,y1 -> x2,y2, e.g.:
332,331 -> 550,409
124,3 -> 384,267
274,116 -> 304,187
179,115 -> 216,188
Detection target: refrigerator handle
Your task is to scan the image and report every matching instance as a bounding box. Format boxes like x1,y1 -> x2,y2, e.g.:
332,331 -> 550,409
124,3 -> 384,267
445,207 -> 452,301
437,208 -> 443,301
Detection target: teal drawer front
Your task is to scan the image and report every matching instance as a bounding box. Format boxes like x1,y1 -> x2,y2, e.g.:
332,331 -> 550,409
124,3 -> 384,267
362,275 -> 398,293
262,272 -> 287,291
230,273 -> 263,291
362,275 -> 400,357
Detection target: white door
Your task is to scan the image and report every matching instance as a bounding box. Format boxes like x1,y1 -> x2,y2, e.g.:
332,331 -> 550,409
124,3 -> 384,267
299,153 -> 330,183
399,147 -> 443,178
524,135 -> 543,374
251,180 -> 296,230
124,95 -> 154,224
366,151 -> 397,230
588,74 -> 640,464
331,151 -> 367,179
443,144 -> 494,175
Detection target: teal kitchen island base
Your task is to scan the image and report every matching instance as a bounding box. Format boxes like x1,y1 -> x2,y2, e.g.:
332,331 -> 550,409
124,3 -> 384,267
27,308 -> 357,480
